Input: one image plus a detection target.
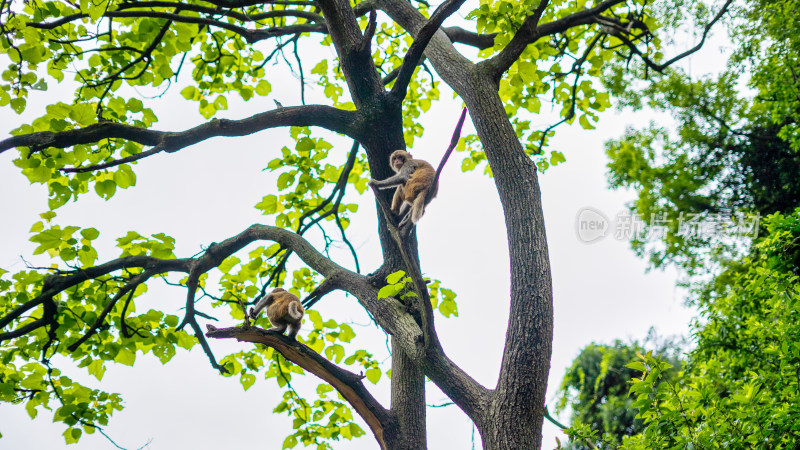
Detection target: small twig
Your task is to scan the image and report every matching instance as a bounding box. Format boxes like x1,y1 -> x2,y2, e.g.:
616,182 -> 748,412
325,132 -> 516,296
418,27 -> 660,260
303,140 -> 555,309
238,298 -> 251,327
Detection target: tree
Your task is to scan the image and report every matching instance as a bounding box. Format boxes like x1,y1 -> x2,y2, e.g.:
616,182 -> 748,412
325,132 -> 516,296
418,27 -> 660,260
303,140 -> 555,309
553,2 -> 800,446
554,335 -> 682,449
603,0 -> 800,273
0,0 -> 732,448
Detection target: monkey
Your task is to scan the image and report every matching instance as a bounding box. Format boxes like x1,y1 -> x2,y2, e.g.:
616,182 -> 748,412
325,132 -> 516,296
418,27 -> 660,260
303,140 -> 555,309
249,288 -> 304,339
368,150 -> 437,227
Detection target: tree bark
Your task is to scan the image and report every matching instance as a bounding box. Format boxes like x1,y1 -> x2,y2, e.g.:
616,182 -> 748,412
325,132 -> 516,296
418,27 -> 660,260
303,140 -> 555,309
389,339 -> 427,449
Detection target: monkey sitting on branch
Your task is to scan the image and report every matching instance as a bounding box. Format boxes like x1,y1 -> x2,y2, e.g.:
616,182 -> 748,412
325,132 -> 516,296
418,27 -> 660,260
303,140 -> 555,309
369,150 -> 438,227
249,288 -> 305,339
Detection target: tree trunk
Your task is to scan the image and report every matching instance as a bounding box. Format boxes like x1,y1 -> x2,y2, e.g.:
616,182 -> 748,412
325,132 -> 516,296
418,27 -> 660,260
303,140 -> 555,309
389,338 -> 428,449
464,77 -> 553,450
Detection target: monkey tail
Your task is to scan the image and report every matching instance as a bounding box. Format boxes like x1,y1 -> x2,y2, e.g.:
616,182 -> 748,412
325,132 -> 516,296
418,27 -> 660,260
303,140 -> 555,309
288,302 -> 303,320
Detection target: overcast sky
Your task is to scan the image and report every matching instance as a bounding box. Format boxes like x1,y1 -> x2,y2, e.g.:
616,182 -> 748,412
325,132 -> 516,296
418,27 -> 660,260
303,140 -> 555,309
0,11 -> 729,449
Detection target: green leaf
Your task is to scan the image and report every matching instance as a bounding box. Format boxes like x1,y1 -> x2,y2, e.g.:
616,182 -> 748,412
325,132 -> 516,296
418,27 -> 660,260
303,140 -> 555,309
256,80 -> 271,96
240,373 -> 256,391
115,348 -> 136,366
377,283 -> 404,300
386,270 -> 405,284
365,367 -> 381,384
87,360 -> 106,381
255,195 -> 279,214
63,427 -> 82,444
80,228 -> 100,240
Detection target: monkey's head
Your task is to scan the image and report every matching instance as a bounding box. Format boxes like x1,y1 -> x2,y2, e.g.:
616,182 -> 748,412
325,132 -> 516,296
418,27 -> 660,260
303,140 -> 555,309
389,150 -> 412,173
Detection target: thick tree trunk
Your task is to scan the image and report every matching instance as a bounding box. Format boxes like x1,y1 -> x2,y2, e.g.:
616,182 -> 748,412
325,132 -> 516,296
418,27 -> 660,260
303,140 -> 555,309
379,1 -> 554,448
465,79 -> 553,449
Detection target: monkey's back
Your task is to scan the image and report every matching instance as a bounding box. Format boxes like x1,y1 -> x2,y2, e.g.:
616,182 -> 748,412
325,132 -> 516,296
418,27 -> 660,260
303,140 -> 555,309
404,160 -> 437,202
266,293 -> 303,326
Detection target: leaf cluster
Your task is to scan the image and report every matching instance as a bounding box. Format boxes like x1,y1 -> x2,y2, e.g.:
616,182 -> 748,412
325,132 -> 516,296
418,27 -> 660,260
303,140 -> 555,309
622,211 -> 800,449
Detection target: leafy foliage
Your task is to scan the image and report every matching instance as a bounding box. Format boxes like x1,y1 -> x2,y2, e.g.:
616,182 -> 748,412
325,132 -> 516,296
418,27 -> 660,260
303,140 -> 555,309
556,336 -> 682,449
623,211 -> 800,449
604,0 -> 800,273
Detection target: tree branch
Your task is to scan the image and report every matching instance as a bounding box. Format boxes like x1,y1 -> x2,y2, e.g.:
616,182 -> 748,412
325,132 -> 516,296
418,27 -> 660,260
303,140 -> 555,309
114,2 -> 324,24
315,0 -> 384,107
426,107 -> 467,205
389,0 -> 468,100
27,10 -> 327,44
485,0 -> 624,78
206,324 -> 393,449
2,105 -> 358,171
442,26 -> 497,50
67,270 -> 156,352
614,0 -> 734,73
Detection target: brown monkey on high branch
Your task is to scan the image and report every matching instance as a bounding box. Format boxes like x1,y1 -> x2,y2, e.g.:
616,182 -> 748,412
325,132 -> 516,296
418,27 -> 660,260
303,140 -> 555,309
249,288 -> 304,339
369,150 -> 437,227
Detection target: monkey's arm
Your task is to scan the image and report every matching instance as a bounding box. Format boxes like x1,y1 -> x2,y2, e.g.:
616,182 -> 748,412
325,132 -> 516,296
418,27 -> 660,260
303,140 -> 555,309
249,294 -> 270,319
369,172 -> 407,189
369,164 -> 416,189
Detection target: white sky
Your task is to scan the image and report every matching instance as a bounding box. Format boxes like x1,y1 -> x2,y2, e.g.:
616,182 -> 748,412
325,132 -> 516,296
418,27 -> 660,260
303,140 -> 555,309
0,10 -> 730,450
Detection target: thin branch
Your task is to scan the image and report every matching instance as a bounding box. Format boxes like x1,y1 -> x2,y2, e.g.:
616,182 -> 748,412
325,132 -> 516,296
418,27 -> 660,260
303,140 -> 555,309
442,26 -> 496,50
389,0 -> 468,100
533,33 -> 603,153
113,2 -> 324,23
2,105 -> 357,171
256,140 -> 361,302
543,406 -> 599,450
359,9 -> 378,53
27,10 -> 327,44
426,106 -> 467,205
67,270 -> 156,351
486,0 -> 624,78
615,0 -> 734,73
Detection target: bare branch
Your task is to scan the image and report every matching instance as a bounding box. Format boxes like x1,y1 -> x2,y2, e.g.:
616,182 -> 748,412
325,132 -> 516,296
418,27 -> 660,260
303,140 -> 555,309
389,0 -> 468,100
426,107 -> 467,205
206,325 -> 392,449
359,9 -> 378,53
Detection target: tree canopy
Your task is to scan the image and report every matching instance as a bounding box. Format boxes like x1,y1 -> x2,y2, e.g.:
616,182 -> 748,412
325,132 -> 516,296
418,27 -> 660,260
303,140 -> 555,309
0,0 -> 736,448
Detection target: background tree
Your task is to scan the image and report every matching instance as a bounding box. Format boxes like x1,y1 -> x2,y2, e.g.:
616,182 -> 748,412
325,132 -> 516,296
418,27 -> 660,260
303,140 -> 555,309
624,210 -> 800,449
604,0 -> 800,273
554,335 -> 682,449
0,0 -> 732,448
555,0 -> 800,447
